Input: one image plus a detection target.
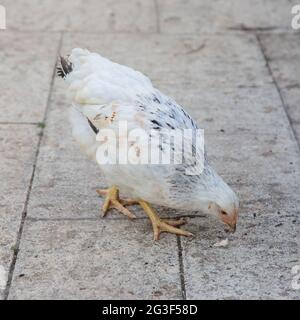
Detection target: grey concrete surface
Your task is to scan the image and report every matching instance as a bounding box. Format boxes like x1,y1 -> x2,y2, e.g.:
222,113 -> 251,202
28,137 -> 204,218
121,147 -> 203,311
183,214 -> 299,299
0,0 -> 299,300
0,31 -> 60,122
8,219 -> 181,299
0,124 -> 39,299
259,33 -> 300,145
2,0 -> 157,33
158,0 -> 298,33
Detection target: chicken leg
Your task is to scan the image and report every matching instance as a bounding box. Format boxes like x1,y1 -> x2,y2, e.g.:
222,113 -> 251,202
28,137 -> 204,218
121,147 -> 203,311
139,200 -> 194,240
96,186 -> 137,219
97,188 -> 194,240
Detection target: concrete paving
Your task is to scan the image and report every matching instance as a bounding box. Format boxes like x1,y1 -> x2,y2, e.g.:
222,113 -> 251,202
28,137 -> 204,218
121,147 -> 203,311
158,0 -> 298,33
259,33 -> 300,145
0,1 -> 299,299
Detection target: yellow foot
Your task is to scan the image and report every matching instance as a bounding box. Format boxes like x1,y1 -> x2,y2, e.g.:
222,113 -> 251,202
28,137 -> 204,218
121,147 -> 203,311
139,200 -> 194,240
96,186 -> 137,220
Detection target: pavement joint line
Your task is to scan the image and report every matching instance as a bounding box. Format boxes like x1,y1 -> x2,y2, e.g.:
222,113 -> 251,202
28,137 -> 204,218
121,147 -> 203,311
3,29 -> 160,35
3,32 -> 64,300
256,33 -> 300,151
26,214 -> 207,222
153,0 -> 161,33
61,29 -> 296,37
0,122 -> 40,125
177,236 -> 187,300
227,26 -> 284,32
2,29 -> 295,37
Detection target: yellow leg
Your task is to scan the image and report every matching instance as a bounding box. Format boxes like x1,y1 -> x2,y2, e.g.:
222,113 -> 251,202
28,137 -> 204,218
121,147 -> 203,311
96,186 -> 137,219
139,200 -> 194,240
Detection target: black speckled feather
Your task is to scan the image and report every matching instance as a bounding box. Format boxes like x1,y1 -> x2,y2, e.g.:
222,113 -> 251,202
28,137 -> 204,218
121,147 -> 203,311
87,118 -> 99,134
57,56 -> 73,78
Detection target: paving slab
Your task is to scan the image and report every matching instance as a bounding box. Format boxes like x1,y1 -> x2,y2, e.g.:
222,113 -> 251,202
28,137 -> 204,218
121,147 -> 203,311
0,124 -> 39,299
0,31 -> 60,122
8,219 -> 181,299
207,132 -> 300,206
61,33 -> 270,88
182,213 -> 299,299
259,33 -> 300,145
2,0 -> 156,33
158,0 -> 297,33
159,85 -> 286,135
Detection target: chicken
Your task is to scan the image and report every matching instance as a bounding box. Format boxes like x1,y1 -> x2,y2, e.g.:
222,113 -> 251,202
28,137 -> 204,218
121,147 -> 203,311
58,48 -> 239,240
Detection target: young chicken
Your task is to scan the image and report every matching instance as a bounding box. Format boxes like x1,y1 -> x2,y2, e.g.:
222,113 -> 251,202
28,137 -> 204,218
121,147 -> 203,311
58,48 -> 239,240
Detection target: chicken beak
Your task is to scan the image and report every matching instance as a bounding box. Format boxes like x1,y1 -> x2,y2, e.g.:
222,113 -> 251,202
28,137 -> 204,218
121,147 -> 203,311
225,223 -> 236,233
230,223 -> 236,233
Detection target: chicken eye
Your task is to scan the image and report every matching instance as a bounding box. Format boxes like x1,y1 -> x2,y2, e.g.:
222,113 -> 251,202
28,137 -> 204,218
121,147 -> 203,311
221,211 -> 227,215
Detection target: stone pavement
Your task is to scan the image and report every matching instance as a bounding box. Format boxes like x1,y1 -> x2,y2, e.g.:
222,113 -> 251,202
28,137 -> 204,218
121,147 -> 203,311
0,0 -> 299,299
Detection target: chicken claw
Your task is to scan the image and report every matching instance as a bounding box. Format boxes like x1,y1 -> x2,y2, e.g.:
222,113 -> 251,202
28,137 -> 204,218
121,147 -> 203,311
96,186 -> 137,219
139,200 -> 194,240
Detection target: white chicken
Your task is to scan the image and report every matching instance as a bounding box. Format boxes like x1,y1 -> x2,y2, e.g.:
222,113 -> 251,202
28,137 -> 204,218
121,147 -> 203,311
58,48 -> 239,240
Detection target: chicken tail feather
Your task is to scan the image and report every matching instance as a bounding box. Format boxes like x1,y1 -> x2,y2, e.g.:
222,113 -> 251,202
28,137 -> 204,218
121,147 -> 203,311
57,55 -> 73,78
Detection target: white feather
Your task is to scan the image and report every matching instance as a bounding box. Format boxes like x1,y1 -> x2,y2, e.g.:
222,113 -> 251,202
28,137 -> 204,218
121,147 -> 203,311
68,106 -> 99,161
